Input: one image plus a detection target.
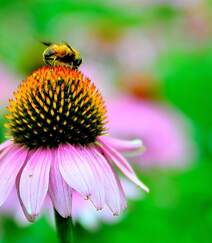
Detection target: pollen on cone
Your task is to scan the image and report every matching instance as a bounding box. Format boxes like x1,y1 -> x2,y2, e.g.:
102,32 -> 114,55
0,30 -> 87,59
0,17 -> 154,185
6,66 -> 107,148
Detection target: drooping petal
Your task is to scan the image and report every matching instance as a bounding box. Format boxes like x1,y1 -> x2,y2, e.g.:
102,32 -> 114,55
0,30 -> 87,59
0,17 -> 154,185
97,136 -> 145,156
91,147 -> 127,215
0,144 -> 28,206
81,147 -> 105,210
49,149 -> 72,218
19,148 -> 51,221
98,140 -> 149,192
58,144 -> 104,210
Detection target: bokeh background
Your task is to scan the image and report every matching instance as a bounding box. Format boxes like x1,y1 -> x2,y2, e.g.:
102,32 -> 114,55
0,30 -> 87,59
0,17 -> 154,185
0,0 -> 212,242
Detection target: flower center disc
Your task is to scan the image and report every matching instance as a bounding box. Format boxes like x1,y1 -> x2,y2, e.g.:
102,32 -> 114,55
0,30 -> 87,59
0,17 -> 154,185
7,66 -> 107,149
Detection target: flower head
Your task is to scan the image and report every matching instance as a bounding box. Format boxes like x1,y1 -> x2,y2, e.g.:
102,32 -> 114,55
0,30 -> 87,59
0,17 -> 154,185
6,66 -> 106,148
0,65 -> 148,222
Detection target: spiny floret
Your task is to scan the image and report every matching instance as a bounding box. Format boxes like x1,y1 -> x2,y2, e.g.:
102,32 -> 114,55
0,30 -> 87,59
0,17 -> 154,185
6,66 -> 107,149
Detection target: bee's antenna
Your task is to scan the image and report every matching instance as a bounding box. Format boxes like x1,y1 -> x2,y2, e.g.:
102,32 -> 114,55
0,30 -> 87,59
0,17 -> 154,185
41,41 -> 52,47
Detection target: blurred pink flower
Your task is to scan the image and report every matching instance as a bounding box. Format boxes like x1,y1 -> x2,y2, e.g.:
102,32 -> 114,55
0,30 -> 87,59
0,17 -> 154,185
107,95 -> 196,168
114,29 -> 164,73
0,64 -> 18,106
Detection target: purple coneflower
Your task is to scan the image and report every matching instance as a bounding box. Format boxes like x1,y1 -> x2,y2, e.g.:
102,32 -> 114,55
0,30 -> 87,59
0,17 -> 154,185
0,66 -> 148,223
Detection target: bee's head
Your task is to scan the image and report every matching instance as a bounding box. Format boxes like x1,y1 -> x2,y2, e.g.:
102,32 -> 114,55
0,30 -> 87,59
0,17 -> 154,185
73,57 -> 82,68
43,48 -> 55,58
71,47 -> 82,68
42,41 -> 55,63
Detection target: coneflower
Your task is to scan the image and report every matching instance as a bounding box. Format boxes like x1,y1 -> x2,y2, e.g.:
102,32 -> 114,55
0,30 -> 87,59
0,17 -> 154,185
0,65 -> 148,241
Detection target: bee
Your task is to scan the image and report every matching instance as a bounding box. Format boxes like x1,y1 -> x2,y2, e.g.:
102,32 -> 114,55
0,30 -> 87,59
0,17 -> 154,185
42,41 -> 82,69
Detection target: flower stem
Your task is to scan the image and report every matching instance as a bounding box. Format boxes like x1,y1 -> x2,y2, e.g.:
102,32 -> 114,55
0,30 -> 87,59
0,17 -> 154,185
54,210 -> 74,243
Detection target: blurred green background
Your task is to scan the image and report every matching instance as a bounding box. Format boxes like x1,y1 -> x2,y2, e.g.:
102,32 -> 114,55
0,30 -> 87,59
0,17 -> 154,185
0,0 -> 212,242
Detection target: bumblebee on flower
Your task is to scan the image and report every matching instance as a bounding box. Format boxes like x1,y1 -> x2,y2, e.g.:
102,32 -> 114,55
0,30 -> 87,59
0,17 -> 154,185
0,42 -> 148,223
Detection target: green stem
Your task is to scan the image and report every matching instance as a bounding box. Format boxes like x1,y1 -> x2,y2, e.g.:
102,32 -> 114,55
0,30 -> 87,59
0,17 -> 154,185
54,210 -> 74,243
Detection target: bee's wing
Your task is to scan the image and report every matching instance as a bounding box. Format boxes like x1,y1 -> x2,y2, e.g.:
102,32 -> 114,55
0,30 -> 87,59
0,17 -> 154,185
41,41 -> 52,47
62,41 -> 74,51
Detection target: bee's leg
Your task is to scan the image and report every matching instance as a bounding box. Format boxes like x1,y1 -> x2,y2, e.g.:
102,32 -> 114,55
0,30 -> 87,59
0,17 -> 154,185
51,56 -> 57,66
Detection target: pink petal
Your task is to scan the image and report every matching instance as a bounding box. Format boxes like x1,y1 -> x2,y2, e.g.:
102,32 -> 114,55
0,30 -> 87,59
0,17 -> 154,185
97,136 -> 145,155
0,140 -> 13,154
0,144 -> 28,206
81,147 -> 106,210
58,144 -> 104,210
98,140 -> 149,192
19,148 -> 51,221
92,148 -> 127,215
49,149 -> 72,218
